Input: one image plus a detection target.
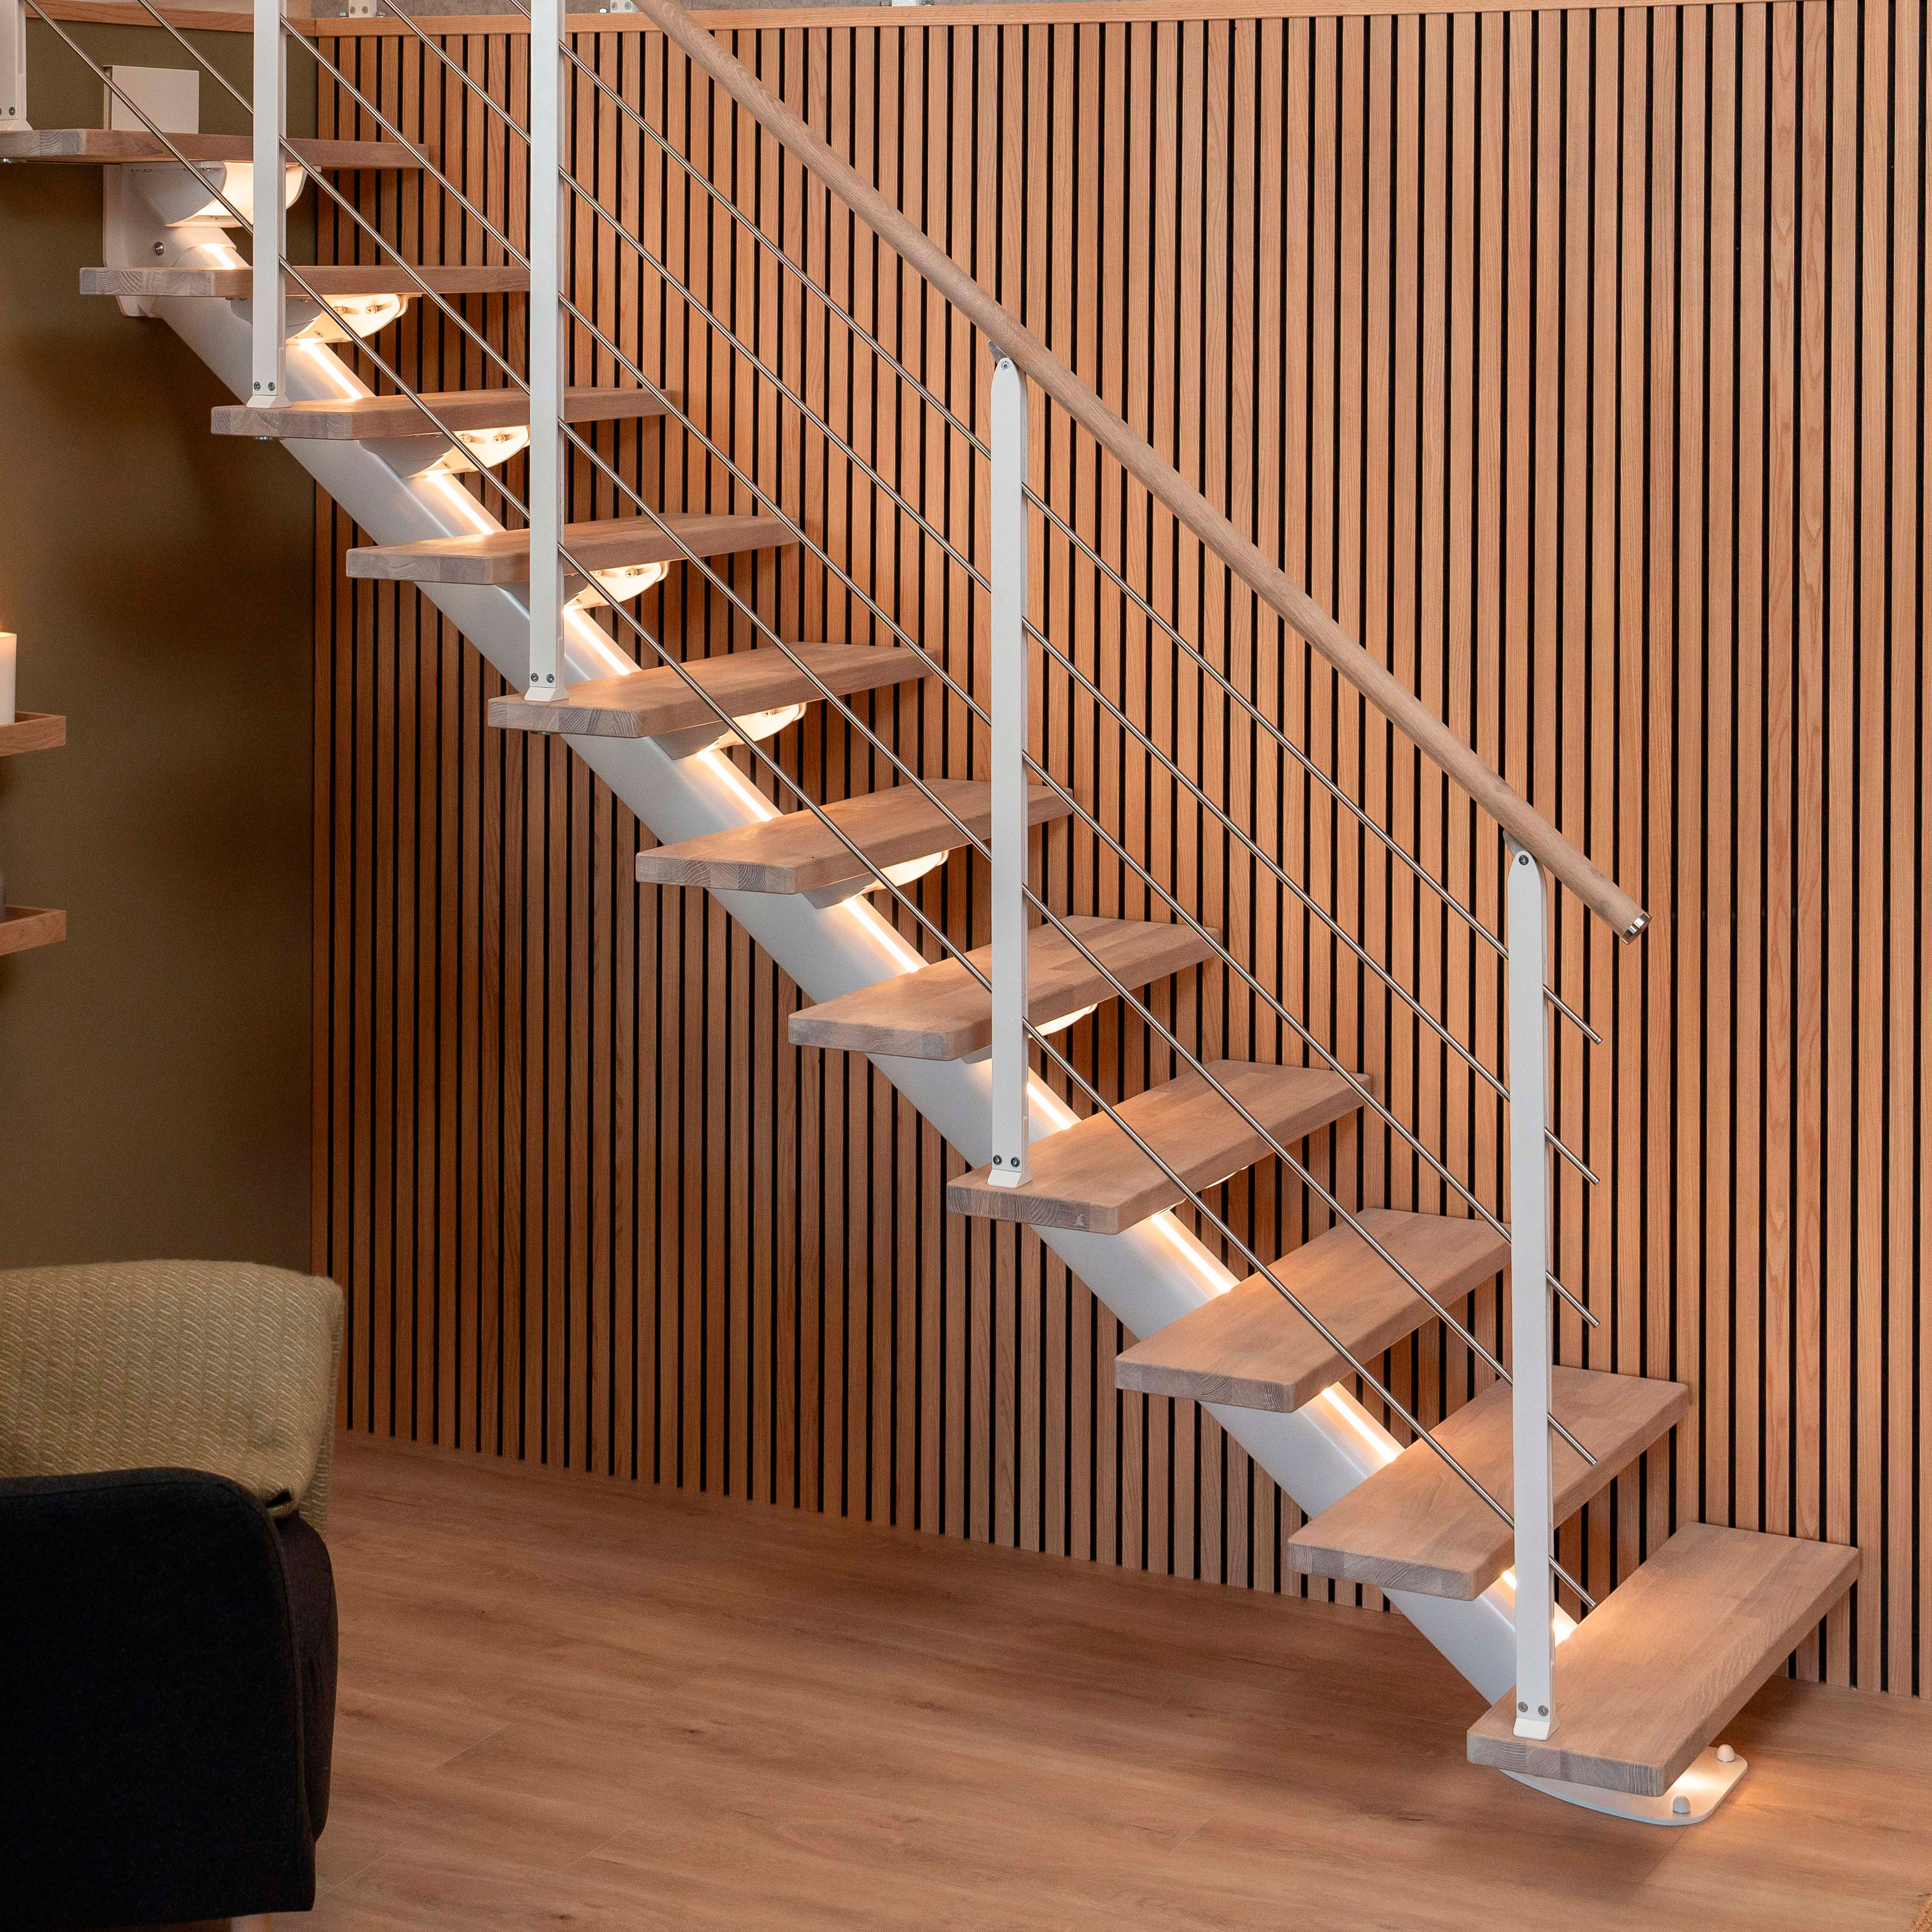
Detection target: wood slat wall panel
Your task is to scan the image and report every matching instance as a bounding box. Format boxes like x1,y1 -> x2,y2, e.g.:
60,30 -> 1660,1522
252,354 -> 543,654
314,2 -> 1929,1693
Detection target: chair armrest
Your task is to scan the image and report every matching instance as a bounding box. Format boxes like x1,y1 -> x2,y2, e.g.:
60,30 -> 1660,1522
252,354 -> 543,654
0,1260 -> 343,1528
0,1468 -> 321,1930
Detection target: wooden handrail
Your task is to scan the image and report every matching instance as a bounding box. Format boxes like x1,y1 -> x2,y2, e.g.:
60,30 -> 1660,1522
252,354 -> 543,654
639,0 -> 1649,940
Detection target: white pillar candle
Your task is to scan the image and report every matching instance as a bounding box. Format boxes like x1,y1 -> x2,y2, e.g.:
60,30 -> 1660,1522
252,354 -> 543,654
0,633 -> 14,727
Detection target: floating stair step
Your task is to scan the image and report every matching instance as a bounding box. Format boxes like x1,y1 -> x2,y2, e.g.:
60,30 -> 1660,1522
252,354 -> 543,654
1,130 -> 425,167
212,386 -> 666,442
791,915 -> 1219,1061
1287,1365 -> 1690,1600
347,511 -> 789,587
80,264 -> 527,299
1467,1523 -> 1858,1795
635,778 -> 1067,896
947,1060 -> 1365,1236
489,643 -> 927,742
1115,1210 -> 1510,1414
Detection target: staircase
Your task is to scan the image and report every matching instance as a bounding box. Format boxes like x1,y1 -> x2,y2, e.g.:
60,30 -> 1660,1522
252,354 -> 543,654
1,0 -> 1858,1832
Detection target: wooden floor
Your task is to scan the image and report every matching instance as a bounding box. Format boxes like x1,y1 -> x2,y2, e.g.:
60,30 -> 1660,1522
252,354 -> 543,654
313,1436 -> 1932,1930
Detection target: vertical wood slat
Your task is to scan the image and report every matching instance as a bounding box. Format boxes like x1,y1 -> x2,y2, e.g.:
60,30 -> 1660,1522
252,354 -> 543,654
315,2 -> 1928,1695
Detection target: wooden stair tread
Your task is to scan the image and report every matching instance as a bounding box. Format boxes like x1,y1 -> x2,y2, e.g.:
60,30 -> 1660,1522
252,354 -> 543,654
1287,1365 -> 1690,1600
488,644 -> 927,741
80,264 -> 527,299
1114,1210 -> 1511,1414
1468,1523 -> 1859,1795
346,511 -> 790,586
213,386 -> 665,440
790,915 -> 1219,1061
636,778 -> 1066,895
947,1061 -> 1365,1236
1,130 -> 424,167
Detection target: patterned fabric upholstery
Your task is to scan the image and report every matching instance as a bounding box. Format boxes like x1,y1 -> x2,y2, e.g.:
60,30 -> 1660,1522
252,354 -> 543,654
0,1260 -> 343,1529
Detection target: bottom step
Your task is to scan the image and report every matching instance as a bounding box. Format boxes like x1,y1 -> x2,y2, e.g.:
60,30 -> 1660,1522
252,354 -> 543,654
1467,1522 -> 1858,1796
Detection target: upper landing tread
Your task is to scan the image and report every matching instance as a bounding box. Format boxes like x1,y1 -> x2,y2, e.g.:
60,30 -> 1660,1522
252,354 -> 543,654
1,130 -> 425,167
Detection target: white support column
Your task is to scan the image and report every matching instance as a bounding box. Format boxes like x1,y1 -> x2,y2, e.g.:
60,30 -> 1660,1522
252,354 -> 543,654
986,354 -> 1029,1185
524,0 -> 566,701
248,0 -> 285,405
1,0 -> 29,129
1506,837 -> 1556,1740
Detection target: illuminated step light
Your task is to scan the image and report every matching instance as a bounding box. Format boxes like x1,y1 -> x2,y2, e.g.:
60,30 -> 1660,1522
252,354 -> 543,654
566,559 -> 669,612
289,291 -> 406,343
958,1003 -> 1099,1065
133,158 -> 302,228
422,424 -> 530,475
869,850 -> 947,890
656,701 -> 806,762
1035,1002 -> 1098,1037
706,702 -> 805,751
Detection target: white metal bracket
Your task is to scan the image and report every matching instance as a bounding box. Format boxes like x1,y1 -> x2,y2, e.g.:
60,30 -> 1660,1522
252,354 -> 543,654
1509,1745 -> 1749,1827
104,173 -> 230,321
99,67 -> 217,320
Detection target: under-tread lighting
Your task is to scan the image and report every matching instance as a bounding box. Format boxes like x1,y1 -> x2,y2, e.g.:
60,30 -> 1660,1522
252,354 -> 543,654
871,850 -> 948,890
1036,1003 -> 1097,1037
695,703 -> 805,754
567,559 -> 670,611
421,424 -> 531,475
290,292 -> 405,343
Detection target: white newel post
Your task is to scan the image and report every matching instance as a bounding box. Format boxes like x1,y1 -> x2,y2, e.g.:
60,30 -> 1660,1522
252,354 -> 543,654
524,0 -> 566,701
1506,838 -> 1556,1739
1,0 -> 29,129
987,354 -> 1030,1186
249,0 -> 285,405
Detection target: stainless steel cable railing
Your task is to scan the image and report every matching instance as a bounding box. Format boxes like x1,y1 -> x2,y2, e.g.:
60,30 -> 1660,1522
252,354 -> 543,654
461,0 -> 1613,1061
623,0 -> 1649,1738
266,6 -> 1617,1523
50,0 -> 1639,1706
306,3 -> 1603,1234
387,51 -> 1610,1371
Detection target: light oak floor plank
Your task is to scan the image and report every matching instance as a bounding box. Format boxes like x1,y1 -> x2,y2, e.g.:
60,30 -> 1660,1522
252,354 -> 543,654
308,1437 -> 1932,1931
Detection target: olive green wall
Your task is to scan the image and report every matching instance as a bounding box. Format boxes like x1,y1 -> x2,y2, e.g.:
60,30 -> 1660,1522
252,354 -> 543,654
0,22 -> 314,1269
